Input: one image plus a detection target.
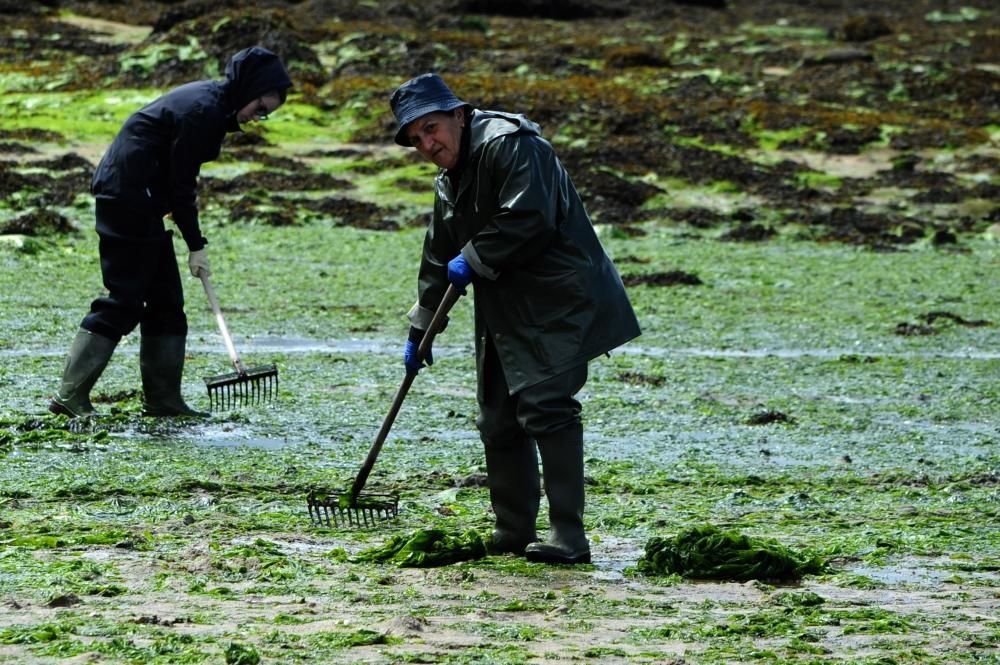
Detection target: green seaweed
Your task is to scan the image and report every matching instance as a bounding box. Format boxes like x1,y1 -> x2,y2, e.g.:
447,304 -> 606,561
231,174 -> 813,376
636,524 -> 826,581
224,642 -> 260,665
0,2 -> 997,663
354,528 -> 487,567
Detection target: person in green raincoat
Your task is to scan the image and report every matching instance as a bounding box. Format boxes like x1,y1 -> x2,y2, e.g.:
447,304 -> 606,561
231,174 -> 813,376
390,73 -> 640,565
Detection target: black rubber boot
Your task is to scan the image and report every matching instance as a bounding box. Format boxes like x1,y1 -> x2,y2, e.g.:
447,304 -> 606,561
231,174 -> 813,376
49,329 -> 117,418
525,423 -> 591,565
140,335 -> 209,417
484,434 -> 540,555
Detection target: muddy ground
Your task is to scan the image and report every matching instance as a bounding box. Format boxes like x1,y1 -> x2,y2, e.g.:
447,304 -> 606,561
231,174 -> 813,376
1,1 -> 998,663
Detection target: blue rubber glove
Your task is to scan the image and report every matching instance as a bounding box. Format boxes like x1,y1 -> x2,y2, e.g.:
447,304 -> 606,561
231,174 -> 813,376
447,253 -> 473,294
403,326 -> 433,375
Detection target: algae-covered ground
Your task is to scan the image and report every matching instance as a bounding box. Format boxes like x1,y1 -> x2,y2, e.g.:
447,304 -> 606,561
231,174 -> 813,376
1,1 -> 999,663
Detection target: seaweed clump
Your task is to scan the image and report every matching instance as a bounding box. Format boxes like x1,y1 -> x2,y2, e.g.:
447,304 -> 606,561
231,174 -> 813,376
636,524 -> 825,581
0,209 -> 77,236
354,528 -> 486,568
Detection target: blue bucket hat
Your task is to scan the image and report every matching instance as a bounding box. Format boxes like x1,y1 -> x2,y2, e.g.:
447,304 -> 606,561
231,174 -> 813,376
389,73 -> 467,146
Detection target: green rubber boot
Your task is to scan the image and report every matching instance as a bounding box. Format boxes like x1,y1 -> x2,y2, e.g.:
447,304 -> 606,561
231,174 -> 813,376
140,335 -> 209,418
525,423 -> 591,565
49,328 -> 117,418
484,434 -> 540,555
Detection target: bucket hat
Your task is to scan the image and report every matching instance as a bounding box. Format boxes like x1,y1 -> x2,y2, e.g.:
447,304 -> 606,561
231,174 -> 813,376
390,73 -> 467,146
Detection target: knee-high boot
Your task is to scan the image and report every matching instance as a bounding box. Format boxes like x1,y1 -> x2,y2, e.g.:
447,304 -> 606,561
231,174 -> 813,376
525,423 -> 591,564
49,328 -> 117,418
140,335 -> 209,417
484,434 -> 540,554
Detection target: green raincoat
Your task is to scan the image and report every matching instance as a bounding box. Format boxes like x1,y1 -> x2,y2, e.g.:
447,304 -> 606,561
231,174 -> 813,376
408,109 -> 640,393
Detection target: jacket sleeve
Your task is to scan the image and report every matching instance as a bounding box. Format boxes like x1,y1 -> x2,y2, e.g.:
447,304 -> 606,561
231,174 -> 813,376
464,133 -> 560,279
167,114 -> 217,251
408,194 -> 458,330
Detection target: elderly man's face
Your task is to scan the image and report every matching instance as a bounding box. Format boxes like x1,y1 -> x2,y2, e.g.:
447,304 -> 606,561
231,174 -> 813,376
405,108 -> 465,170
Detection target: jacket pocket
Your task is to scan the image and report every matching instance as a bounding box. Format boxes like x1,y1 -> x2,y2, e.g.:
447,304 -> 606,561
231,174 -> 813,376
511,270 -> 588,365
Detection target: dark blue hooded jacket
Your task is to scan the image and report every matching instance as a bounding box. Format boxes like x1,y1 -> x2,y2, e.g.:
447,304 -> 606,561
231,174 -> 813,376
91,46 -> 292,250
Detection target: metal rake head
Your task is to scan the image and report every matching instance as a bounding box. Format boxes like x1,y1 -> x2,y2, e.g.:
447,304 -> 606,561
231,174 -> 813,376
204,364 -> 278,411
307,490 -> 399,528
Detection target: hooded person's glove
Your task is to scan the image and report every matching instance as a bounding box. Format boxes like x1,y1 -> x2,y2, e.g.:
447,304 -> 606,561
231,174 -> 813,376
403,325 -> 433,375
188,249 -> 210,277
447,253 -> 473,294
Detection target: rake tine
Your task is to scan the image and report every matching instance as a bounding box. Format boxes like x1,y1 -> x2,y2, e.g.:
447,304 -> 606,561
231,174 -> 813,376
306,491 -> 398,528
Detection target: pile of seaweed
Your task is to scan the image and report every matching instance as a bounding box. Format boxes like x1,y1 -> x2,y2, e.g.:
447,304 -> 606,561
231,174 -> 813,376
353,528 -> 486,568
636,524 -> 825,582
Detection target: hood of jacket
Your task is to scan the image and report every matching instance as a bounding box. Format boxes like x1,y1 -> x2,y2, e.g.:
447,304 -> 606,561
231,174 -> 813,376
223,46 -> 293,111
468,109 -> 543,157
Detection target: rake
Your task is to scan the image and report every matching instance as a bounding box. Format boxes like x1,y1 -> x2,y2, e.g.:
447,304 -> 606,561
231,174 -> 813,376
199,271 -> 279,411
307,283 -> 462,527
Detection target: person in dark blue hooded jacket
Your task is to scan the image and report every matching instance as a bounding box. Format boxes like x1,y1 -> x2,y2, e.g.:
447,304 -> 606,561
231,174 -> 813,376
49,46 -> 292,418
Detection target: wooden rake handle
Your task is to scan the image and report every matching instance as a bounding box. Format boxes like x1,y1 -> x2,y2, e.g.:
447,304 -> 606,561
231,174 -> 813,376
349,283 -> 463,500
199,270 -> 247,375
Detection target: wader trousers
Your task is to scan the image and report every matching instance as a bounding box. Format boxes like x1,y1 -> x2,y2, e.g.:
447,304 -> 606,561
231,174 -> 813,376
82,199 -> 187,342
476,333 -> 588,555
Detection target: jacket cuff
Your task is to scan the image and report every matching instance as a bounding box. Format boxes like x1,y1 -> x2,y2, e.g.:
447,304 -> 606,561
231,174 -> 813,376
407,302 -> 435,330
185,236 -> 208,252
462,241 -> 500,281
